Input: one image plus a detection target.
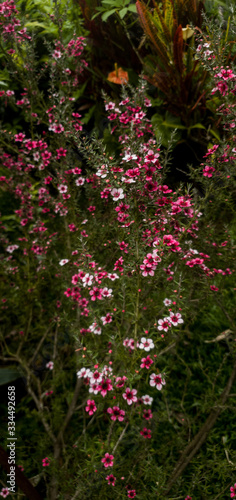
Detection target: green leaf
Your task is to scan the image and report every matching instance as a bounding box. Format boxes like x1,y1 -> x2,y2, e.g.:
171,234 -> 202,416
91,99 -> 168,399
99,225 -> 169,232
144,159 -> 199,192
72,82 -> 87,101
209,128 -> 221,141
162,112 -> 187,129
119,7 -> 128,18
91,10 -> 105,20
101,9 -> 117,21
0,368 -> 22,386
151,112 -> 182,147
188,123 -> 206,130
1,215 -> 17,221
128,4 -> 137,12
0,71 -> 10,81
82,105 -> 96,125
25,21 -> 48,29
102,0 -> 120,5
0,81 -> 8,87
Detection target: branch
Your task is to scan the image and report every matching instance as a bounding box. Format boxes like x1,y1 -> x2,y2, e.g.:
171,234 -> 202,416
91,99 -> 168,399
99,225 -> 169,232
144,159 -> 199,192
49,378 -> 83,500
112,422 -> 129,454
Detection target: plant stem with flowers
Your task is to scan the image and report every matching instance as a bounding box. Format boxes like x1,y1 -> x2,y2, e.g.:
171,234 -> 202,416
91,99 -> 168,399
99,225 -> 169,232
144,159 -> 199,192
0,3 -> 236,499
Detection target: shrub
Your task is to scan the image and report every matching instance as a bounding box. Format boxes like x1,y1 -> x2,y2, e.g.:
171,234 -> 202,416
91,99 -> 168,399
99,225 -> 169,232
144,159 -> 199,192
0,2 -> 235,499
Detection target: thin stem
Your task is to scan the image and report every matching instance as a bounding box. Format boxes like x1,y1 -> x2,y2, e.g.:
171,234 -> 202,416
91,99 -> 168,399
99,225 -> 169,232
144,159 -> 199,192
112,422 -> 129,454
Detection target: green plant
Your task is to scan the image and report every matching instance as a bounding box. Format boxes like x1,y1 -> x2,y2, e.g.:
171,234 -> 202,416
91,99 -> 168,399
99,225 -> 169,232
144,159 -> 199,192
92,0 -> 137,22
134,0 -> 224,150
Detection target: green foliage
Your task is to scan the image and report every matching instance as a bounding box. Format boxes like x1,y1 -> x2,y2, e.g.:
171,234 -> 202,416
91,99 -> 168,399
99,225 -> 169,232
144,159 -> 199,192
0,1 -> 236,499
92,0 -> 137,22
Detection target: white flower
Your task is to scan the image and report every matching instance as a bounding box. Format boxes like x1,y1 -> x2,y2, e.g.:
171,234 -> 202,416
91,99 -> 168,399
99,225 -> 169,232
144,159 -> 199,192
107,273 -> 119,281
150,373 -> 165,390
122,153 -> 138,161
138,337 -> 154,351
59,259 -> 69,266
102,365 -> 113,376
82,273 -> 93,287
111,188 -> 124,201
96,165 -> 108,178
157,318 -> 171,332
58,184 -> 68,193
163,298 -> 172,306
53,50 -> 62,59
77,368 -> 93,379
102,287 -> 113,298
6,245 -> 19,253
90,371 -> 103,385
89,322 -> 102,335
46,361 -> 54,370
75,177 -> 85,186
121,176 -> 136,184
89,382 -> 100,394
141,395 -> 153,405
168,312 -> 184,326
105,102 -> 115,111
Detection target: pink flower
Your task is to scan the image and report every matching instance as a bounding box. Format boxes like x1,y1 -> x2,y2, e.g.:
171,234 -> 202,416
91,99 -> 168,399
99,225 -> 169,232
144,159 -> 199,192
107,406 -> 125,421
140,355 -> 153,369
203,165 -> 215,177
89,287 -> 103,301
98,378 -> 113,397
185,496 -> 192,500
123,388 -> 138,405
150,373 -> 165,390
101,313 -> 113,325
101,453 -> 114,468
143,409 -> 153,420
230,483 -> 236,498
14,133 -> 25,142
85,399 -> 97,416
127,490 -> 136,498
106,474 -> 116,486
210,285 -> 219,291
0,488 -> 9,498
42,457 -> 50,467
140,427 -> 151,438
52,123 -> 64,133
116,376 -> 127,388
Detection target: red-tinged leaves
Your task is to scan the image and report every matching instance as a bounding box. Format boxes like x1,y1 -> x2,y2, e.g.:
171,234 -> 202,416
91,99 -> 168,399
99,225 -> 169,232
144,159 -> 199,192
173,25 -> 183,75
136,0 -> 173,72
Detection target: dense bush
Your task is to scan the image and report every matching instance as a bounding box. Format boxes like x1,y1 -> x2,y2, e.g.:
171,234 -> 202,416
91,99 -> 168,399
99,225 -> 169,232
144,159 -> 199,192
0,1 -> 236,499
